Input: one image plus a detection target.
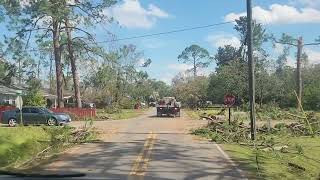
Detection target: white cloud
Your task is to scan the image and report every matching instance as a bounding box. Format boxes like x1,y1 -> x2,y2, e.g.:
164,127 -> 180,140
206,33 -> 241,48
167,63 -> 193,72
225,4 -> 320,24
274,43 -> 285,55
105,0 -> 169,29
137,58 -> 146,66
159,73 -> 174,85
286,56 -> 296,67
305,48 -> 320,64
285,48 -> 320,67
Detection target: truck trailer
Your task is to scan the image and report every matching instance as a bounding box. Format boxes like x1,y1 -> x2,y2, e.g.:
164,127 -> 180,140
156,97 -> 181,117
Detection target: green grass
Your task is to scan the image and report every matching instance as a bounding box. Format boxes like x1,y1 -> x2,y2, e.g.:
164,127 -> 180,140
188,108 -> 320,179
97,108 -> 148,120
222,136 -> 320,179
0,125 -> 96,169
0,126 -> 51,168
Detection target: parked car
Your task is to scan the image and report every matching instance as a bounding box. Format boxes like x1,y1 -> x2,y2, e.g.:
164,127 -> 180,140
1,107 -> 72,127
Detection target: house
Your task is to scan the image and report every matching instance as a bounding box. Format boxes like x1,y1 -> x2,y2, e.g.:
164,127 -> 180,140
0,84 -> 24,106
40,89 -> 57,108
0,83 -> 57,107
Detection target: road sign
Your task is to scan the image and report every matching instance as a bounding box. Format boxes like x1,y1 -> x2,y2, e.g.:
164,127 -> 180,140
16,96 -> 23,110
224,94 -> 235,107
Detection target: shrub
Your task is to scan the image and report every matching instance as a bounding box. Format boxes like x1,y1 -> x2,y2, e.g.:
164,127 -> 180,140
23,91 -> 46,106
119,97 -> 135,109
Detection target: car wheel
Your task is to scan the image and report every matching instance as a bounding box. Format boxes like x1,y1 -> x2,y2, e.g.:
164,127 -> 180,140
47,118 -> 57,126
8,118 -> 17,127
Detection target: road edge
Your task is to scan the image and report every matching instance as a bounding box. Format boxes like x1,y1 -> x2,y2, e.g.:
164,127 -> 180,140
214,143 -> 248,179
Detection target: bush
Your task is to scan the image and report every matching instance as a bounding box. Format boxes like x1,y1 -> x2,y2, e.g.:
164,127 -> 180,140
23,91 -> 46,106
118,97 -> 135,109
103,105 -> 122,114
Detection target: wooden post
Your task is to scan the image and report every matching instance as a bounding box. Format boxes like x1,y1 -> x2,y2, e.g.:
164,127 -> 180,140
247,0 -> 256,140
296,37 -> 303,111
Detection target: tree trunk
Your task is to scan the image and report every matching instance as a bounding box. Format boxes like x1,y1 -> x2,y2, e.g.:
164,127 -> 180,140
49,52 -> 54,94
193,58 -> 197,78
115,69 -> 121,103
37,59 -> 40,79
52,18 -> 64,108
65,18 -> 82,108
296,37 -> 303,111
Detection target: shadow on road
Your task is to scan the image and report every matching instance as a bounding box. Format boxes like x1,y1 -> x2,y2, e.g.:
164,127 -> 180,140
35,136 -> 245,179
148,115 -> 178,119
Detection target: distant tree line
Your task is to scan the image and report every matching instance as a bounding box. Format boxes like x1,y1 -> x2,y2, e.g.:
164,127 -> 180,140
172,17 -> 320,110
0,1 -> 171,108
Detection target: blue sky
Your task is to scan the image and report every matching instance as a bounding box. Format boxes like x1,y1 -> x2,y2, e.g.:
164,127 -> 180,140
2,0 -> 320,84
97,0 -> 320,84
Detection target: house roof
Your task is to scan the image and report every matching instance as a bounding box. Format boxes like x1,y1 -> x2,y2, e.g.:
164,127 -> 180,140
0,84 -> 21,95
40,89 -> 57,99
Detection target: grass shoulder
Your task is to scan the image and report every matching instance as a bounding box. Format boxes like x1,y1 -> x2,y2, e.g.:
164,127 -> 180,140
188,108 -> 320,179
0,124 -> 96,170
222,136 -> 320,179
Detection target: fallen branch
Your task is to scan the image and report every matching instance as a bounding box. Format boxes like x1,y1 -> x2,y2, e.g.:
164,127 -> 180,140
288,162 -> 306,171
16,145 -> 53,168
285,112 -> 307,119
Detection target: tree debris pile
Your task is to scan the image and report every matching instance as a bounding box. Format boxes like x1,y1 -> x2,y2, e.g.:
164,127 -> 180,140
193,110 -> 320,144
192,120 -> 251,143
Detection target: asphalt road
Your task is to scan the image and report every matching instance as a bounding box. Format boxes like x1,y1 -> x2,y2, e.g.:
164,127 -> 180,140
2,109 -> 246,180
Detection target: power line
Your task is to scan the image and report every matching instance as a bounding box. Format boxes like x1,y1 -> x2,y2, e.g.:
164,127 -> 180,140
98,21 -> 235,43
25,21 -> 235,52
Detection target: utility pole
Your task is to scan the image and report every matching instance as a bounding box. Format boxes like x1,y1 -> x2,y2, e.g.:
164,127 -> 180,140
296,37 -> 303,110
247,0 -> 256,140
273,36 -> 316,111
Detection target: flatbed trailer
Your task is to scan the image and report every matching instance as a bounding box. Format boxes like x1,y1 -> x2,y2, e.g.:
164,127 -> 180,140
156,105 -> 180,117
156,97 -> 181,117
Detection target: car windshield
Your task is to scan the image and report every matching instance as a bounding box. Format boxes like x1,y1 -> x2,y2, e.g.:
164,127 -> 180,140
0,1 -> 319,179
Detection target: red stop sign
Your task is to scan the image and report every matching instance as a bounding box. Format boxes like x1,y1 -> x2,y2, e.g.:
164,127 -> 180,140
224,94 -> 235,107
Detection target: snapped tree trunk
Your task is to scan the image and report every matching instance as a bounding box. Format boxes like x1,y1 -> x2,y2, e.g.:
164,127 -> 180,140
65,18 -> 82,108
52,18 -> 64,108
193,58 -> 197,78
296,37 -> 303,111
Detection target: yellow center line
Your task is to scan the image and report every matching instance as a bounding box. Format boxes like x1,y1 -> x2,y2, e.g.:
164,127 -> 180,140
129,131 -> 157,176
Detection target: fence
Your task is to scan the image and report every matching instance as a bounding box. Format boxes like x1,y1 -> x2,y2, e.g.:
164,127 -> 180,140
0,106 -> 96,122
50,108 -> 96,119
0,106 -> 16,122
